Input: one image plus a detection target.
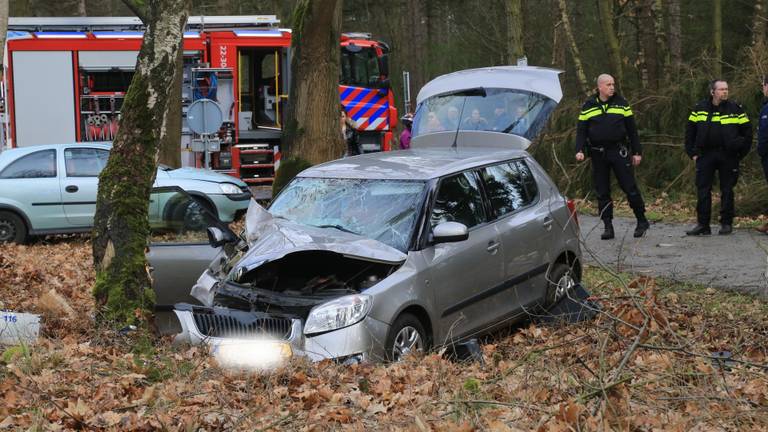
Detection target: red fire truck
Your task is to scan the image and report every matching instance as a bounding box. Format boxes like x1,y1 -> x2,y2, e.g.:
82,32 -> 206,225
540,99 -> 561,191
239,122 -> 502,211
2,16 -> 398,186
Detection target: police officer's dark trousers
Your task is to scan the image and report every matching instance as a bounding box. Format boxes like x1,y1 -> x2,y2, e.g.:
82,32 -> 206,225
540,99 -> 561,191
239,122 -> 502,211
590,146 -> 645,221
695,150 -> 739,226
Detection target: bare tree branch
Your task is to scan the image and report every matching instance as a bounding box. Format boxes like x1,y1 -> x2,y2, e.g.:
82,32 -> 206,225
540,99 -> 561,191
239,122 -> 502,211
121,0 -> 149,24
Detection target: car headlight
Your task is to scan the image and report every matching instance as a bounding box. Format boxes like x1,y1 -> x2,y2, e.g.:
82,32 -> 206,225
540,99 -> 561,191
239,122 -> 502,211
219,183 -> 243,195
304,294 -> 373,335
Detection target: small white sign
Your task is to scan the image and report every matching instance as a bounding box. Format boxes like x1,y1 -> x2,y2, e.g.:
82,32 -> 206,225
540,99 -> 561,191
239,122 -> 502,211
0,311 -> 41,345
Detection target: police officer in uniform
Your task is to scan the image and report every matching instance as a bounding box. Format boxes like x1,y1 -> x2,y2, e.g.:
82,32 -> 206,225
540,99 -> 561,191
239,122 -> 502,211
755,77 -> 768,233
684,79 -> 751,236
576,74 -> 649,240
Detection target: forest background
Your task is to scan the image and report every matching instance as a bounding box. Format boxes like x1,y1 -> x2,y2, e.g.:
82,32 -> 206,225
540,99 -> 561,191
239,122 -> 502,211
14,0 -> 768,214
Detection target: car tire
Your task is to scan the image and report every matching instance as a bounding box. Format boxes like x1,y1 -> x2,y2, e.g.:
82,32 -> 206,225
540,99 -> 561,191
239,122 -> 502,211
385,313 -> 429,362
168,196 -> 215,233
545,262 -> 578,307
0,211 -> 27,244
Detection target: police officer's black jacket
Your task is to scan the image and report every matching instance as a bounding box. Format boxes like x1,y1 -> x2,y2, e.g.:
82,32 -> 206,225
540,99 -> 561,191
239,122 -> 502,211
575,94 -> 641,155
684,98 -> 752,159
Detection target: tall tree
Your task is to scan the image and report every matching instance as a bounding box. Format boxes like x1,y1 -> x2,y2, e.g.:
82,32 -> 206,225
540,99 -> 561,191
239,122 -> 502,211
557,0 -> 589,95
667,0 -> 682,77
713,0 -> 722,77
505,0 -> 524,64
638,0 -> 659,90
597,0 -> 622,83
282,0 -> 343,164
0,0 -> 8,75
92,0 -> 190,325
753,0 -> 768,48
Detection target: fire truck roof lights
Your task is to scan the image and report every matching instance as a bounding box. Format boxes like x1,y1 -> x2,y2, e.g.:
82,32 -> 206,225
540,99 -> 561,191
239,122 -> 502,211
9,15 -> 281,33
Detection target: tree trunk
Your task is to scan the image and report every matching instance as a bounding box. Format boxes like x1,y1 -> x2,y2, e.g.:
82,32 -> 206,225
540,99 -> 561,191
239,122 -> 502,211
667,0 -> 682,76
282,0 -> 343,164
505,0 -> 524,64
597,0 -> 622,83
157,46 -> 183,168
638,0 -> 659,90
551,0 -> 566,68
557,0 -> 589,95
92,0 -> 190,326
0,0 -> 8,71
753,0 -> 768,47
77,0 -> 87,16
713,0 -> 722,77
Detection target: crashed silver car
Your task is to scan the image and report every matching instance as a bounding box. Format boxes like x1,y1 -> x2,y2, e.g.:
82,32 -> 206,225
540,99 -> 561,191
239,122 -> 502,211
163,66 -> 582,364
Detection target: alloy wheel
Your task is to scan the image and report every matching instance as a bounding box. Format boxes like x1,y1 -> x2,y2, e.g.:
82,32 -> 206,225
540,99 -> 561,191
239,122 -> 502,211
391,325 -> 424,361
554,271 -> 576,302
0,219 -> 14,242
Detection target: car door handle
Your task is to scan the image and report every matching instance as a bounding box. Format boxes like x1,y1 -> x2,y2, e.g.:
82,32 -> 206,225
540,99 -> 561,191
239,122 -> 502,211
65,185 -> 79,193
543,217 -> 553,231
486,241 -> 500,254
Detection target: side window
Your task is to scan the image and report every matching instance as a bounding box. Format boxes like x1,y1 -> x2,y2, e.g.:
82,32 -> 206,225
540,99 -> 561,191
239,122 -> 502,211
516,159 -> 539,205
64,148 -> 109,177
0,150 -> 56,179
430,172 -> 486,229
479,162 -> 526,217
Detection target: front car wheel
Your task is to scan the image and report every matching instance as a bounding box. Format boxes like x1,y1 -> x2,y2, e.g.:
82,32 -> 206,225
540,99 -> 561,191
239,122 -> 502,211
385,313 -> 428,362
0,211 -> 28,244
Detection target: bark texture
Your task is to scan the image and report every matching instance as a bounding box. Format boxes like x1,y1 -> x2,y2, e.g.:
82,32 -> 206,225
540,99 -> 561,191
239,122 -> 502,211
92,0 -> 190,326
638,0 -> 659,90
283,0 -> 343,164
158,45 -> 183,168
713,0 -> 722,77
597,0 -> 622,83
557,0 -> 589,95
505,0 -> 524,63
667,0 -> 682,76
0,0 -> 8,70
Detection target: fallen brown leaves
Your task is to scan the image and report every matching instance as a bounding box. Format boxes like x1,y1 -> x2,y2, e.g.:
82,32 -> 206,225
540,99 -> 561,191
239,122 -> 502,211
1,240 -> 767,430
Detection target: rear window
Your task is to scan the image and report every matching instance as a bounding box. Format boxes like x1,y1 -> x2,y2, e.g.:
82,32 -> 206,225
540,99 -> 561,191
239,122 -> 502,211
0,150 -> 56,179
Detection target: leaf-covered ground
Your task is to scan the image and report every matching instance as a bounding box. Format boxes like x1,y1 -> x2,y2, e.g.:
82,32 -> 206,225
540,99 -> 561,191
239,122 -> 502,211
1,237 -> 767,431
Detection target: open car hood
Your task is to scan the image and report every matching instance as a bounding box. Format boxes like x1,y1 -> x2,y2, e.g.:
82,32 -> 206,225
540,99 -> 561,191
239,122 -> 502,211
238,200 -> 408,272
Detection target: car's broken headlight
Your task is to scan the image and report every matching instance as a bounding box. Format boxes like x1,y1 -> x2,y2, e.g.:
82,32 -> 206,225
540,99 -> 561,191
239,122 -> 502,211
304,294 -> 372,335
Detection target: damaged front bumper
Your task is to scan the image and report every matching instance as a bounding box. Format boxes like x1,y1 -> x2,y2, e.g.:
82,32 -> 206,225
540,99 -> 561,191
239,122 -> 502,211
173,305 -> 390,364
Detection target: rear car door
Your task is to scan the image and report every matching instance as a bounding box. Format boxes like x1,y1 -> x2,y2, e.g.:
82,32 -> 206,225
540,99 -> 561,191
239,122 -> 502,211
60,147 -> 109,226
479,159 -> 552,319
423,171 -> 505,341
0,149 -> 65,230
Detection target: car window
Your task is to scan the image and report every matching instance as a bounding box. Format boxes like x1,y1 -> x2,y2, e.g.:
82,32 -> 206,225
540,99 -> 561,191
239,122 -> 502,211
479,162 -> 527,218
515,159 -> 538,205
0,150 -> 56,179
430,171 -> 486,229
65,148 -> 110,177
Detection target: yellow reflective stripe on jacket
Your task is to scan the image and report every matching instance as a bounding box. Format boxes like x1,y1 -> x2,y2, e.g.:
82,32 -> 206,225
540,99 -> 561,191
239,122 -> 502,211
578,108 -> 602,121
688,112 -> 750,124
606,106 -> 633,117
578,105 -> 632,120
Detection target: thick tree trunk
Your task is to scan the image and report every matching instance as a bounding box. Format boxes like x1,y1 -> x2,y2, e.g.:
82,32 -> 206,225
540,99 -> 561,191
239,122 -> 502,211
92,0 -> 190,326
713,0 -> 722,77
158,46 -> 183,168
282,0 -> 343,164
557,0 -> 589,95
77,0 -> 87,16
597,0 -> 622,83
505,0 -> 524,64
667,0 -> 682,76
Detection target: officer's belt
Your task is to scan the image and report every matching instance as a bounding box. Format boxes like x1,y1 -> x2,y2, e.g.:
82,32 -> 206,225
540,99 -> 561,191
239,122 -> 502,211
589,141 -> 624,152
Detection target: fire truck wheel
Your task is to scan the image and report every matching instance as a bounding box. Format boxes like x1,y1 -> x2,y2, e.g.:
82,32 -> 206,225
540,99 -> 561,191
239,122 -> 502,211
0,211 -> 28,244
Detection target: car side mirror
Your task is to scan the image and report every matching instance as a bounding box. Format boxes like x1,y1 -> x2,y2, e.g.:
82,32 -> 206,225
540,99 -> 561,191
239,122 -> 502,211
432,222 -> 469,244
207,226 -> 236,248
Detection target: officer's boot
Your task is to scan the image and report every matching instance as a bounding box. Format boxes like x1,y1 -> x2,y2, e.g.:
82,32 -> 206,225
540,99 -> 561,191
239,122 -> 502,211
601,220 -> 614,240
633,211 -> 650,238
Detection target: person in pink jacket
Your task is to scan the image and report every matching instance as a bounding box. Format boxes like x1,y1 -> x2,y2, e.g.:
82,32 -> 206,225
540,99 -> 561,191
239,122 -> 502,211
399,113 -> 413,149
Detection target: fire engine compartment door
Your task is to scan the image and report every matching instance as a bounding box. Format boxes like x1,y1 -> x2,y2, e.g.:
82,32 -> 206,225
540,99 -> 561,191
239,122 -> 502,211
12,51 -> 76,146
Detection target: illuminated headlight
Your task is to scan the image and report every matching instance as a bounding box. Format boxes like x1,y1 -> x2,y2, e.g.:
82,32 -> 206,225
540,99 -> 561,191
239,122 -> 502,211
304,294 -> 372,335
219,183 -> 243,195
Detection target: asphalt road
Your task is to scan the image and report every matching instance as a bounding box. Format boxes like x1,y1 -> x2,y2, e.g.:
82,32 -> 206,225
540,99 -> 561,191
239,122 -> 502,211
579,214 -> 768,297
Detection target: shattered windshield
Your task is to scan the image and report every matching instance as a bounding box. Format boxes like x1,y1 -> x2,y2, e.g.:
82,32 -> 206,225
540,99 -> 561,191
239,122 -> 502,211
269,178 -> 428,252
411,88 -> 556,140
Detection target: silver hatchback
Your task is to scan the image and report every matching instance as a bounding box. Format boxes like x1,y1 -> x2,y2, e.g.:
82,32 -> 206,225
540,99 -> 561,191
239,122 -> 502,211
167,66 -> 583,364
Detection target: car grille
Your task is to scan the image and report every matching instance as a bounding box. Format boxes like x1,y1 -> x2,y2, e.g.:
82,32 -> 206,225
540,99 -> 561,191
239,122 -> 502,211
192,312 -> 292,339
